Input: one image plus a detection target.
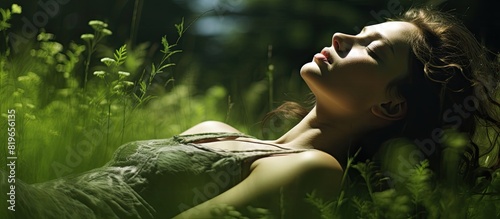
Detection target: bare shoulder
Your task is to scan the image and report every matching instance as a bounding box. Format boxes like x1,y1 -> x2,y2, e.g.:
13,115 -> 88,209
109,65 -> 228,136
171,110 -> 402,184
172,150 -> 342,218
180,120 -> 242,135
290,150 -> 343,171
250,150 -> 343,195
244,150 -> 343,216
253,149 -> 343,174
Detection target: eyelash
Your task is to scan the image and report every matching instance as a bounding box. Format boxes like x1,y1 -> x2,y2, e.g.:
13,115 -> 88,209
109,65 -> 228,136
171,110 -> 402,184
366,46 -> 381,60
355,30 -> 382,60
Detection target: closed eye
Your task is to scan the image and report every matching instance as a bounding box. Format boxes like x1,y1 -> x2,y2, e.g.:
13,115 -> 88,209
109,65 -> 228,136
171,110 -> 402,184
366,46 -> 381,61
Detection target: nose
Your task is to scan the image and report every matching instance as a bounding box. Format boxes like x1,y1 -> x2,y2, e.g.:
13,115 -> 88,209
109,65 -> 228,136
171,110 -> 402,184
332,33 -> 355,55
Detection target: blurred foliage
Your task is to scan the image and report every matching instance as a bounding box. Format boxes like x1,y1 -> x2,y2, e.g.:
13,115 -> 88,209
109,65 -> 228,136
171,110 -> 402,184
1,0 -> 498,134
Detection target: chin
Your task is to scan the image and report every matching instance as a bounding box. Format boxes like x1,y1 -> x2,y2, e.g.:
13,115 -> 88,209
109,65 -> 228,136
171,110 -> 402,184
300,62 -> 322,79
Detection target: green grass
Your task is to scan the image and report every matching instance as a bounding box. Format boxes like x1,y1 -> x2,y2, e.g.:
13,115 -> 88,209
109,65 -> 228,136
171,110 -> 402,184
1,4 -> 500,219
0,5 -> 241,182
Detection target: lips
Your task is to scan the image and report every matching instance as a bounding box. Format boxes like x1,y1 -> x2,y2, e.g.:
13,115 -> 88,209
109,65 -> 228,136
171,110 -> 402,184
320,48 -> 333,64
313,47 -> 334,66
314,53 -> 328,64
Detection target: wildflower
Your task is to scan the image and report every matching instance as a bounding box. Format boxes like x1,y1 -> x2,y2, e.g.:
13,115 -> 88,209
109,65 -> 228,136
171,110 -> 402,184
79,104 -> 89,110
55,64 -> 64,73
47,42 -> 63,55
80,34 -> 95,42
101,28 -> 113,36
37,32 -> 54,41
100,57 -> 116,66
88,20 -> 108,31
26,103 -> 35,109
123,81 -> 134,86
17,72 -> 41,84
118,71 -> 130,78
93,71 -> 106,78
13,88 -> 24,97
113,84 -> 123,90
268,64 -> 274,71
11,4 -> 22,14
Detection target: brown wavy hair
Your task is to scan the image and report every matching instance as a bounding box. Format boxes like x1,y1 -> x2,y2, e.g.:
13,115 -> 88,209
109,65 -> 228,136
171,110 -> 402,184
264,7 -> 500,186
391,7 -> 500,183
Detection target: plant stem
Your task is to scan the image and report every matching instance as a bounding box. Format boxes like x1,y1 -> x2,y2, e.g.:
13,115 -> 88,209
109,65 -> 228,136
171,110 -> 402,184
267,45 -> 274,112
2,31 -> 8,56
336,148 -> 361,210
84,32 -> 102,90
121,97 -> 126,143
107,102 -> 111,149
83,42 -> 92,90
130,0 -> 144,49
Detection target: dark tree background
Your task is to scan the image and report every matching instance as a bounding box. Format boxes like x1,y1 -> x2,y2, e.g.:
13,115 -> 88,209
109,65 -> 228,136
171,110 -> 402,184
1,0 -> 498,119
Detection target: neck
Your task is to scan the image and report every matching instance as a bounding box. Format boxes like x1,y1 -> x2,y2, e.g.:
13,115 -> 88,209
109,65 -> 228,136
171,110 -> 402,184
272,105 -> 359,165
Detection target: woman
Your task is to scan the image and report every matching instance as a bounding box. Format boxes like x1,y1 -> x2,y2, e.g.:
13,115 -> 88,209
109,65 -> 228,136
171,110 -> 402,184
3,7 -> 499,219
173,16 -> 416,219
174,7 -> 500,218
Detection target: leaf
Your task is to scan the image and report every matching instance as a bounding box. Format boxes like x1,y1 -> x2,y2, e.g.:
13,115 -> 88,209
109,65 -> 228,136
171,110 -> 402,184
165,49 -> 182,60
0,8 -> 11,21
164,78 -> 175,87
141,95 -> 156,104
133,93 -> 141,101
0,8 -> 12,31
406,160 -> 432,203
113,44 -> 127,65
158,63 -> 176,72
150,63 -> 156,75
175,17 -> 184,37
0,20 -> 11,31
139,81 -> 147,93
161,36 -> 169,54
305,190 -> 335,219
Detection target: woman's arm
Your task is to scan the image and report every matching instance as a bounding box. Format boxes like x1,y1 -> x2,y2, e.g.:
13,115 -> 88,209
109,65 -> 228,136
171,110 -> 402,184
180,121 -> 242,135
172,150 -> 343,219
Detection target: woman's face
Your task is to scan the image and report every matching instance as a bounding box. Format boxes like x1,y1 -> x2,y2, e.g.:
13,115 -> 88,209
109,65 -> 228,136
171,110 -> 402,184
301,21 -> 418,117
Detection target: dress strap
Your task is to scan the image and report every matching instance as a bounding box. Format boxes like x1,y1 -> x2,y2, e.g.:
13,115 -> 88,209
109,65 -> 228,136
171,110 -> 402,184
173,132 -> 255,144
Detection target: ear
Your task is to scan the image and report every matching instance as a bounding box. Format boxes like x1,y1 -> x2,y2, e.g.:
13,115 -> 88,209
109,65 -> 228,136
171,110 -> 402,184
371,100 -> 407,121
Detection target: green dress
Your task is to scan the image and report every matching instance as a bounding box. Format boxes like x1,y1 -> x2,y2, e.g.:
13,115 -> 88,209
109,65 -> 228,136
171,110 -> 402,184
1,132 -> 309,219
